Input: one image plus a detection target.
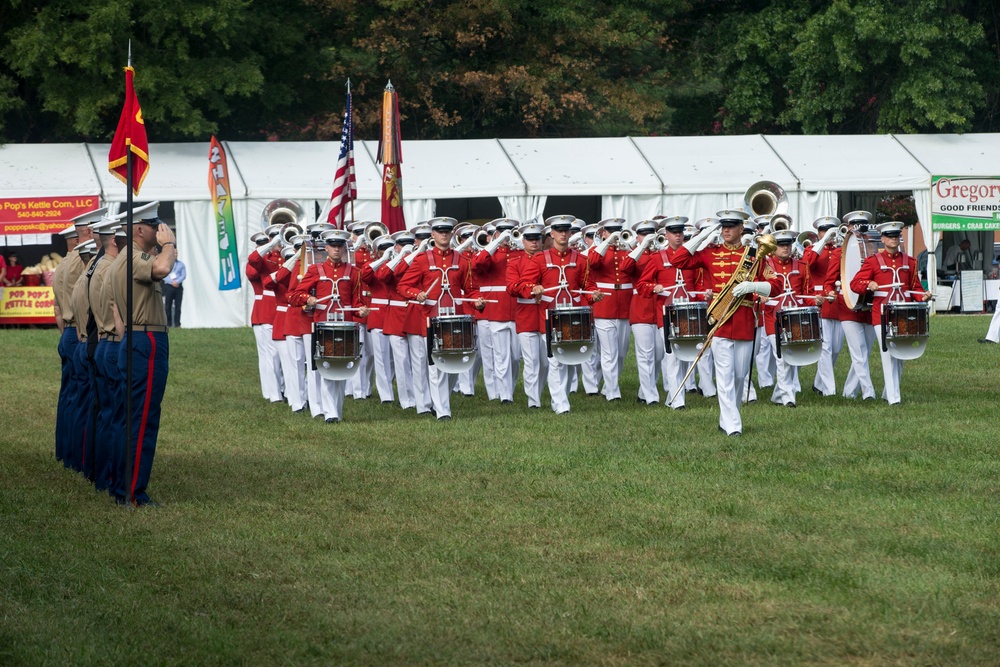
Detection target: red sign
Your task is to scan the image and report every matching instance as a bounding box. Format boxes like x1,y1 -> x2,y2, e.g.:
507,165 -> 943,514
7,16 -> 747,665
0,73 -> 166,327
0,196 -> 101,236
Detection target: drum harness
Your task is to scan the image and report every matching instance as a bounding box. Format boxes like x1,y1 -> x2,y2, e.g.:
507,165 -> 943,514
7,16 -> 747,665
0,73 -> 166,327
766,256 -> 808,360
657,249 -> 695,354
311,263 -> 354,370
544,249 -> 583,358
874,251 -> 914,353
425,250 -> 462,365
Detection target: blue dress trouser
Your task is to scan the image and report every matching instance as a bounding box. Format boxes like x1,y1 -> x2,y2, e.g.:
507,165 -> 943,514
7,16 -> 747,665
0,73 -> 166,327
92,340 -> 116,492
65,335 -> 89,473
104,341 -> 125,500
55,327 -> 78,465
114,332 -> 169,505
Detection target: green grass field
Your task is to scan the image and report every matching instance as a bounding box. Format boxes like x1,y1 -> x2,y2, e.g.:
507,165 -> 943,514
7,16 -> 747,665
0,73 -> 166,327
1,316 -> 998,666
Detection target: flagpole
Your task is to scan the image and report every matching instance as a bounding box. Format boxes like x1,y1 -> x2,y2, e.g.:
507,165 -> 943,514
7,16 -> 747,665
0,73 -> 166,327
347,78 -> 354,227
124,43 -> 135,508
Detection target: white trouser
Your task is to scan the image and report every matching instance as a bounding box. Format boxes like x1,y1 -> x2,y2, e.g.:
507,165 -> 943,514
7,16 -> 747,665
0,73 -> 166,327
518,331 -> 548,408
663,348 -> 687,409
841,320 -> 876,399
406,333 -> 432,413
349,324 -> 373,399
253,324 -> 283,402
768,333 -> 799,405
874,328 -> 904,404
712,337 -> 753,435
369,328 -> 395,403
459,351 -> 479,395
632,323 -> 662,404
281,336 -> 308,412
595,318 -> 630,400
546,337 -> 572,414
580,335 -> 602,394
488,320 -> 519,401
302,333 -> 324,418
427,364 -> 458,418
568,364 -> 579,394
477,320 -> 498,400
389,334 -> 415,409
693,348 -> 716,396
813,318 -> 846,396
986,306 -> 1000,342
755,326 -> 775,387
319,378 -> 346,420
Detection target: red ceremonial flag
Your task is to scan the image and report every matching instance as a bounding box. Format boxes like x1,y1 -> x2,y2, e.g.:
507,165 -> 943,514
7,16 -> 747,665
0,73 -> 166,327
108,65 -> 150,195
324,81 -> 358,228
377,81 -> 406,233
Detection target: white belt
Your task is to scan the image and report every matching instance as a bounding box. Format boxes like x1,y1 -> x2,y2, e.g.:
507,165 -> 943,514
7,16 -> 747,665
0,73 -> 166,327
389,300 -> 408,307
316,303 -> 329,310
276,306 -> 288,312
516,298 -> 538,305
480,285 -> 506,292
596,281 -> 632,290
873,291 -> 889,297
254,295 -> 263,301
814,286 -> 823,292
262,290 -> 275,297
371,298 -> 389,305
541,295 -> 554,303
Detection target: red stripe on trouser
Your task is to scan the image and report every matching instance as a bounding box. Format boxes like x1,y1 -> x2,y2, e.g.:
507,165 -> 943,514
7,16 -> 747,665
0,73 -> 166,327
131,333 -> 157,502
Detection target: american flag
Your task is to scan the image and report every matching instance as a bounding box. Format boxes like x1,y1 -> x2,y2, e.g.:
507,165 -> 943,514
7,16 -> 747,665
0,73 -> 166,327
325,84 -> 357,227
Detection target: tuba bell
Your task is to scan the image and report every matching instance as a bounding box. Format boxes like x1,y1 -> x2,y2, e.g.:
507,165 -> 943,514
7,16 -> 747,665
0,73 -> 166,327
280,221 -> 305,247
797,230 -> 819,248
261,198 -> 306,228
743,181 -> 788,218
770,213 -> 792,232
364,221 -> 390,247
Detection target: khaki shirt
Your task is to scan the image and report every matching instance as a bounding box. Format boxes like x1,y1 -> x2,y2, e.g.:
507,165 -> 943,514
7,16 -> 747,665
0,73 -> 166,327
109,243 -> 167,327
70,265 -> 93,339
53,249 -> 84,326
89,255 -> 116,336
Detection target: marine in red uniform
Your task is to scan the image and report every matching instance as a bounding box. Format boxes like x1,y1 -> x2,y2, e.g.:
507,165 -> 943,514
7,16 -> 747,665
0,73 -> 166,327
246,230 -> 284,403
849,221 -> 930,405
472,218 -> 520,404
799,216 -> 841,396
360,234 -> 398,404
588,218 -> 634,401
506,221 -> 549,409
397,217 -> 484,420
623,219 -> 664,405
673,210 -> 783,436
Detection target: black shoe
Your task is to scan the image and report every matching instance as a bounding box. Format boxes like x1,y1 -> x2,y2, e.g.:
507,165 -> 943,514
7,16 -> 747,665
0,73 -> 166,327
586,392 -> 599,396
785,402 -> 796,408
293,407 -> 305,413
462,393 -> 474,398
437,415 -> 452,421
382,400 -> 394,405
979,338 -> 997,344
529,405 -> 540,409
718,426 -> 741,437
137,499 -> 161,508
501,399 -> 513,404
673,405 -> 686,411
326,417 -> 340,424
609,397 -> 621,402
812,386 -> 824,396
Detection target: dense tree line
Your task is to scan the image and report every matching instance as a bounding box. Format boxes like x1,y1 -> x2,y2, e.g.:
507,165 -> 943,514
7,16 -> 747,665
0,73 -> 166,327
0,0 -> 997,143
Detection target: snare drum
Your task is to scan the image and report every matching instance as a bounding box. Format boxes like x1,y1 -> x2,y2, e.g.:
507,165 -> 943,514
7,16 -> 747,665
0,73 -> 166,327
883,302 -> 930,360
313,321 -> 363,380
664,302 -> 708,362
429,314 -> 477,373
776,306 -> 822,366
548,306 -> 595,365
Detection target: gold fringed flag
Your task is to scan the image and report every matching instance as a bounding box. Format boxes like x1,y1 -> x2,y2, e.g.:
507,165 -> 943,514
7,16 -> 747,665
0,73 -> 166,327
108,65 -> 150,194
377,81 -> 405,233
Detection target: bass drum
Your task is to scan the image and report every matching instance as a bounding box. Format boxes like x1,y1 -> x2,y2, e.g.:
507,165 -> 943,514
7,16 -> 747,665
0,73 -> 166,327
883,302 -> 929,360
313,321 -> 363,381
840,230 -> 883,310
429,314 -> 478,374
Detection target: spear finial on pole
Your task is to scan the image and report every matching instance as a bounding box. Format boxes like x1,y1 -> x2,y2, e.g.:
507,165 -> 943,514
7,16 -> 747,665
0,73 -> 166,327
128,40 -> 132,67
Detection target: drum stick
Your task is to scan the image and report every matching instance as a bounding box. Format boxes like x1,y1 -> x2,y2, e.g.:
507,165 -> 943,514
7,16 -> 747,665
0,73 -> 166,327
313,294 -> 339,304
572,290 -> 607,297
454,297 -> 499,303
336,306 -> 379,311
542,285 -> 568,292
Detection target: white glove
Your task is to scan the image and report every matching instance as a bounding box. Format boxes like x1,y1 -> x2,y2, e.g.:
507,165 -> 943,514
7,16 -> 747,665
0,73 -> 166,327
594,231 -> 619,257
813,227 -> 837,252
406,239 -> 429,265
732,281 -> 771,298
282,255 -> 298,272
683,223 -> 718,254
628,234 -> 654,261
485,230 -> 511,256
455,235 -> 475,253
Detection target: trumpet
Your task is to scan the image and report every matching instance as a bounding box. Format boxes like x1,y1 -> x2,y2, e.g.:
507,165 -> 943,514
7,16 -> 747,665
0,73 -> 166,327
508,227 -> 523,250
474,228 -> 490,250
652,233 -> 668,251
618,228 -> 635,249
797,230 -> 819,248
770,214 -> 792,232
279,221 -> 305,247
362,222 -> 389,248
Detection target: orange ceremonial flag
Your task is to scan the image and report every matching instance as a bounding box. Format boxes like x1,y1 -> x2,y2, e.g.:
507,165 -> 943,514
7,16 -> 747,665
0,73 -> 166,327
108,65 -> 150,195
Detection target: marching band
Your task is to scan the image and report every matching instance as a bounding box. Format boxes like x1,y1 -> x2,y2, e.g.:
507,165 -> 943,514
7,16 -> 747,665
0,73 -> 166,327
246,182 -> 934,432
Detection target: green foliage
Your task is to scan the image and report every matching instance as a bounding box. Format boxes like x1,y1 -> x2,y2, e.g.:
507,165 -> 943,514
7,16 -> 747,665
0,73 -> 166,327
1,318 -> 999,663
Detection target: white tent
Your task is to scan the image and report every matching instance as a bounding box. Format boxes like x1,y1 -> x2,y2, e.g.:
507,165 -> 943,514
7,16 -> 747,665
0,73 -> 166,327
4,133 -> 998,327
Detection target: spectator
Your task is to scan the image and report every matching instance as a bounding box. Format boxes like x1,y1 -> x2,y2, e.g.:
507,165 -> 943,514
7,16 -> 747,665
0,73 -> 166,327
944,239 -> 972,273
163,255 -> 186,328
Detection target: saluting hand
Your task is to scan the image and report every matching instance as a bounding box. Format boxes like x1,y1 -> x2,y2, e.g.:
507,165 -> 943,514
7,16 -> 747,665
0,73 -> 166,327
156,223 -> 175,248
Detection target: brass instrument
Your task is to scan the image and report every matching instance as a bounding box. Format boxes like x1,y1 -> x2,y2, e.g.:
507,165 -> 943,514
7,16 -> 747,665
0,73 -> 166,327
279,222 -> 305,247
652,233 -> 668,251
364,222 -> 389,247
744,181 -> 788,218
508,227 -> 523,250
261,199 -> 305,229
770,214 -> 792,232
473,228 -> 490,250
797,230 -> 819,248
618,228 -> 635,249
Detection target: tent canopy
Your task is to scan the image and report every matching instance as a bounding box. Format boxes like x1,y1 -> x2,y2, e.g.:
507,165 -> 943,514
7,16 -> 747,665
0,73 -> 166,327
894,134 -> 1000,176
0,143 -> 101,198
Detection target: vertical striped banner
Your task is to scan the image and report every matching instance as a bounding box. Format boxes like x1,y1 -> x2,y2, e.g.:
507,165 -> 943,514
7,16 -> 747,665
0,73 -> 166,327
208,136 -> 241,290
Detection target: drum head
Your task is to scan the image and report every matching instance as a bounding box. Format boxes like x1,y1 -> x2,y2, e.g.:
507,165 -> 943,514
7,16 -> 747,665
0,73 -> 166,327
841,232 -> 866,310
887,336 -> 928,360
781,342 -> 822,367
431,350 -> 477,374
316,358 -> 361,381
670,340 -> 702,362
552,342 -> 595,365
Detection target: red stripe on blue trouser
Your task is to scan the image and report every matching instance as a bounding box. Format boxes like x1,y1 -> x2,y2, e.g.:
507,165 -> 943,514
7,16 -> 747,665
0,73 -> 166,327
114,331 -> 169,505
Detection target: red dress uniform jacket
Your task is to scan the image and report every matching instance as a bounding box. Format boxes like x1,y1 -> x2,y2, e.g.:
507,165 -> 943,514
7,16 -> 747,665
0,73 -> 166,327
247,247 -> 281,324
849,250 -> 925,326
397,248 -> 480,329
376,260 -> 424,337
823,246 -> 868,324
635,247 -> 702,328
513,249 -> 595,318
801,245 -> 837,319
625,248 -> 661,326
762,256 -> 811,336
588,246 -> 633,319
472,247 -> 517,321
273,264 -> 313,337
673,243 -> 783,341
262,267 -> 289,341
506,250 -> 545,333
246,262 -> 266,326
288,259 -> 364,322
361,259 -> 392,331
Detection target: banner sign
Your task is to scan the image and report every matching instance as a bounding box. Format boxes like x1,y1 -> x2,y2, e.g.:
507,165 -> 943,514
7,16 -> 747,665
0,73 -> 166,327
208,137 -> 241,291
0,286 -> 56,324
930,176 -> 1000,231
0,196 -> 101,236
